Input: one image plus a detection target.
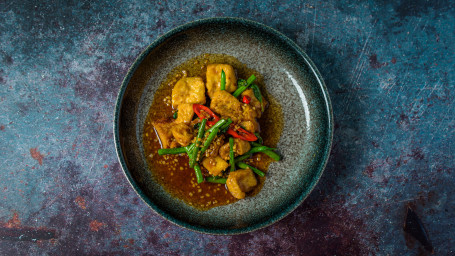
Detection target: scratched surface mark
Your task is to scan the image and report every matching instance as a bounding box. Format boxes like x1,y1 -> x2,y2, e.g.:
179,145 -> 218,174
0,1 -> 454,255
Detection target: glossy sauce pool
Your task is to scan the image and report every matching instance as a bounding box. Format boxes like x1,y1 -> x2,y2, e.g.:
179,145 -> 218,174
143,54 -> 283,210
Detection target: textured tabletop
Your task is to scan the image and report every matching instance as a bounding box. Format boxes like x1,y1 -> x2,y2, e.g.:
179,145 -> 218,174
1,1 -> 454,255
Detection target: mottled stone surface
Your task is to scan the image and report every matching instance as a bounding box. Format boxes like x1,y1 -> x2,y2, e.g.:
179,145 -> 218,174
0,1 -> 453,255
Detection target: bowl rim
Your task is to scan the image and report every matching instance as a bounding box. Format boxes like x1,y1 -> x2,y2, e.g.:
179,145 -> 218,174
113,17 -> 334,235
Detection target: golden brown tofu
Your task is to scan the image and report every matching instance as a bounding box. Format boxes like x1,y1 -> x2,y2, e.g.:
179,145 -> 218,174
175,103 -> 194,124
171,123 -> 194,147
240,120 -> 260,133
152,119 -> 174,149
234,138 -> 251,155
241,104 -> 258,121
219,143 -> 230,161
172,77 -> 206,108
202,156 -> 229,176
241,89 -> 267,118
226,169 -> 257,199
206,64 -> 237,98
210,90 -> 242,122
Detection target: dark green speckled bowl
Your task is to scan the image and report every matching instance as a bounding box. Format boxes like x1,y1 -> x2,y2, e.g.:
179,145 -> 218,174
114,17 -> 333,235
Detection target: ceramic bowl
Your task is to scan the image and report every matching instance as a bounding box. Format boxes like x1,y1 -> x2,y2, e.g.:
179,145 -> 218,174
114,17 -> 333,235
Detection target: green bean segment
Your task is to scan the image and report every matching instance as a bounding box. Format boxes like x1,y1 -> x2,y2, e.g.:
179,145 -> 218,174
185,143 -> 195,154
251,142 -> 280,161
219,118 -> 233,132
206,176 -> 227,184
206,119 -> 227,134
190,118 -> 207,168
199,127 -> 220,157
234,154 -> 251,163
261,150 -> 280,161
198,119 -> 228,157
220,70 -> 226,91
229,137 -> 235,172
158,147 -> 186,155
236,162 -> 265,177
194,164 -> 204,184
246,146 -> 276,155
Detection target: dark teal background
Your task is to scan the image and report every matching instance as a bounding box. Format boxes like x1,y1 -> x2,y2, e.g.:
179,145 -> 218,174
0,1 -> 453,255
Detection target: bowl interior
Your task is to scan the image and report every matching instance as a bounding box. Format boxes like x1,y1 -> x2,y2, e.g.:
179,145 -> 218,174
115,18 -> 332,234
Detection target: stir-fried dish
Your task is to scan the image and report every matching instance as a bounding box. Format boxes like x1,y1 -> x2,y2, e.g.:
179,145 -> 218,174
143,54 -> 283,210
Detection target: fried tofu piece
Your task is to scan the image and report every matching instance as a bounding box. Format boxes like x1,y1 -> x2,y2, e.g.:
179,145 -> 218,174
240,120 -> 260,133
241,104 -> 258,121
171,123 -> 194,147
206,64 -> 237,98
240,89 -> 267,118
202,156 -> 229,176
152,119 -> 174,149
226,169 -> 257,199
234,138 -> 251,155
210,90 -> 242,122
172,77 -> 206,108
175,103 -> 194,124
219,143 -> 230,161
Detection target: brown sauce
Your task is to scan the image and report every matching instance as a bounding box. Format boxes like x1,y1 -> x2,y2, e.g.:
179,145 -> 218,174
143,54 -> 284,210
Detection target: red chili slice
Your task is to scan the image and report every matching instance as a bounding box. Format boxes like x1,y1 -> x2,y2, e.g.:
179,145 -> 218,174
242,95 -> 251,104
227,127 -> 257,141
193,104 -> 220,126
